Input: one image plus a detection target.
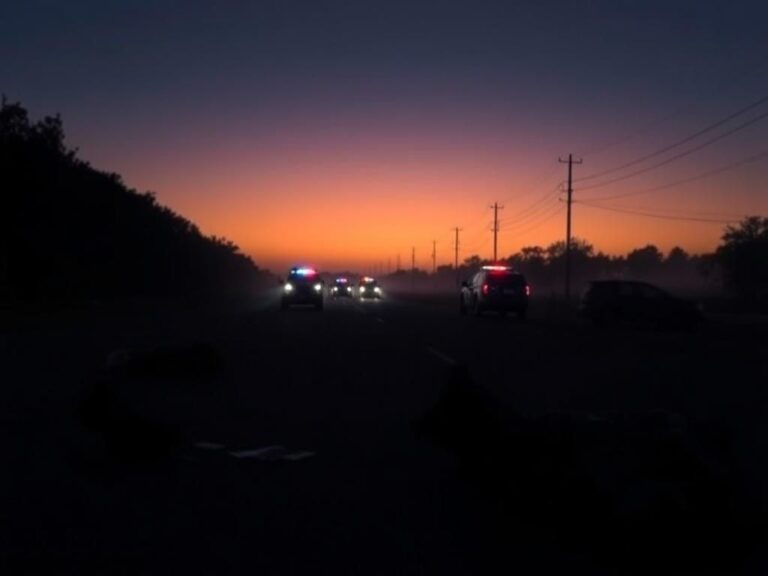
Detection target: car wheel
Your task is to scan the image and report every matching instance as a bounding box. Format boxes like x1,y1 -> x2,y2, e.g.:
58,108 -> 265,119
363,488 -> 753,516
473,297 -> 483,317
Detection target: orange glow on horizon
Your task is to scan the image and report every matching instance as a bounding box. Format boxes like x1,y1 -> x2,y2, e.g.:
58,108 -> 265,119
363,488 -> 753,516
108,128 -> 768,274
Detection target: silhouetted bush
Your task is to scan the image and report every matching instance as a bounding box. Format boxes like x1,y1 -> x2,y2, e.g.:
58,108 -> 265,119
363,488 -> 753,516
0,98 -> 268,307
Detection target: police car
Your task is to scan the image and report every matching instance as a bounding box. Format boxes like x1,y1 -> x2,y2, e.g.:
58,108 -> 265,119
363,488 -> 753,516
331,277 -> 354,298
357,276 -> 382,300
281,267 -> 324,310
460,265 -> 530,318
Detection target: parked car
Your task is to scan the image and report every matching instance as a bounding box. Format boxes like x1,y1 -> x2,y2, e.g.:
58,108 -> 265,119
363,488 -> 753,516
460,265 -> 530,319
579,280 -> 702,329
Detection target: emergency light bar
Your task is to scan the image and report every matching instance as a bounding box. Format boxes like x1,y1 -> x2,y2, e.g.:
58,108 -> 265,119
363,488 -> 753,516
482,265 -> 511,271
292,267 -> 317,276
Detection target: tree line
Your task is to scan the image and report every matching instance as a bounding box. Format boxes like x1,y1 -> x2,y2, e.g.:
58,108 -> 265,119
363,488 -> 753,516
393,222 -> 768,305
1,99 -> 269,308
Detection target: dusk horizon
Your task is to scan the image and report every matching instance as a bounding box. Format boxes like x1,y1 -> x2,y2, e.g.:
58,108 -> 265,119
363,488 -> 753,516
4,1 -> 767,274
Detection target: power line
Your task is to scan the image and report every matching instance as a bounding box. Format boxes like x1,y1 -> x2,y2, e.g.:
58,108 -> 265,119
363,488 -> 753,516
575,93 -> 768,183
578,107 -> 768,191
579,200 -> 744,220
499,196 -> 561,229
459,206 -> 494,237
499,181 -> 563,226
576,57 -> 768,161
577,102 -> 695,159
498,165 -> 563,205
501,199 -> 563,234
502,203 -> 565,243
461,229 -> 489,257
576,200 -> 741,224
582,150 -> 768,202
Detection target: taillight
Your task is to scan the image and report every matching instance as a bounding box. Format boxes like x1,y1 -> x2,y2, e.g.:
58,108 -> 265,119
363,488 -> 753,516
525,285 -> 531,296
482,283 -> 489,295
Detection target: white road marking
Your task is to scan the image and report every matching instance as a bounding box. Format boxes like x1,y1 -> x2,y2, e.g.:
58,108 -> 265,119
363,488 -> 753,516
425,346 -> 457,366
229,445 -> 285,459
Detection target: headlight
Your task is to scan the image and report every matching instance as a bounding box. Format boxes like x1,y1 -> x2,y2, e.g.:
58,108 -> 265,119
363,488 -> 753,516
284,283 -> 293,292
332,286 -> 338,292
314,283 -> 322,291
374,286 -> 381,293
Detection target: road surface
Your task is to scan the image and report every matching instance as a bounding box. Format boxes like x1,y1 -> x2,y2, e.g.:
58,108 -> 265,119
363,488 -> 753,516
2,292 -> 766,574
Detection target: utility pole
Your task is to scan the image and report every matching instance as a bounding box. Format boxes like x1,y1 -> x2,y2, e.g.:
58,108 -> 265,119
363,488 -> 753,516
452,227 -> 462,285
396,253 -> 401,272
491,202 -> 504,262
559,154 -> 583,302
431,240 -> 437,274
411,247 -> 416,290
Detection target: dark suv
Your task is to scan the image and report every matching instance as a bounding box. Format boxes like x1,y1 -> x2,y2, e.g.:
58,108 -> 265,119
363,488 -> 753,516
460,266 -> 530,318
579,280 -> 702,329
281,267 -> 324,310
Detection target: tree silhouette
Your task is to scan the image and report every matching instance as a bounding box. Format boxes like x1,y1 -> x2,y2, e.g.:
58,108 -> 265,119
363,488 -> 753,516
626,244 -> 664,278
715,216 -> 768,303
1,98 -> 268,307
665,246 -> 689,268
545,238 -> 594,261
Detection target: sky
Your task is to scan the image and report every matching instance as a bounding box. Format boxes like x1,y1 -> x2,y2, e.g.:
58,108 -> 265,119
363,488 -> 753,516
2,0 -> 768,272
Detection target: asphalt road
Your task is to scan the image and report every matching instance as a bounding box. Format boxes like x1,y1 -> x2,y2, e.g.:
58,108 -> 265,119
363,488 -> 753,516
2,292 -> 767,574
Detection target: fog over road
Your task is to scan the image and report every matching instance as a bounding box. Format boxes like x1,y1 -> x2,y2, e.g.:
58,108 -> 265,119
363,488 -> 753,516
2,293 -> 766,574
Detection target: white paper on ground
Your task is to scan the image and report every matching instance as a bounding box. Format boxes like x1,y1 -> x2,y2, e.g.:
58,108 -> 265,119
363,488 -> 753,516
229,446 -> 285,459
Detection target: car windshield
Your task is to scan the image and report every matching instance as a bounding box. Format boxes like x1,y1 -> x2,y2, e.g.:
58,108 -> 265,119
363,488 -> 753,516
289,273 -> 318,282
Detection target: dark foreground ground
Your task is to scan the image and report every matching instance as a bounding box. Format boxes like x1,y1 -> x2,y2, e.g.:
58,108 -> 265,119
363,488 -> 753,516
2,292 -> 767,575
